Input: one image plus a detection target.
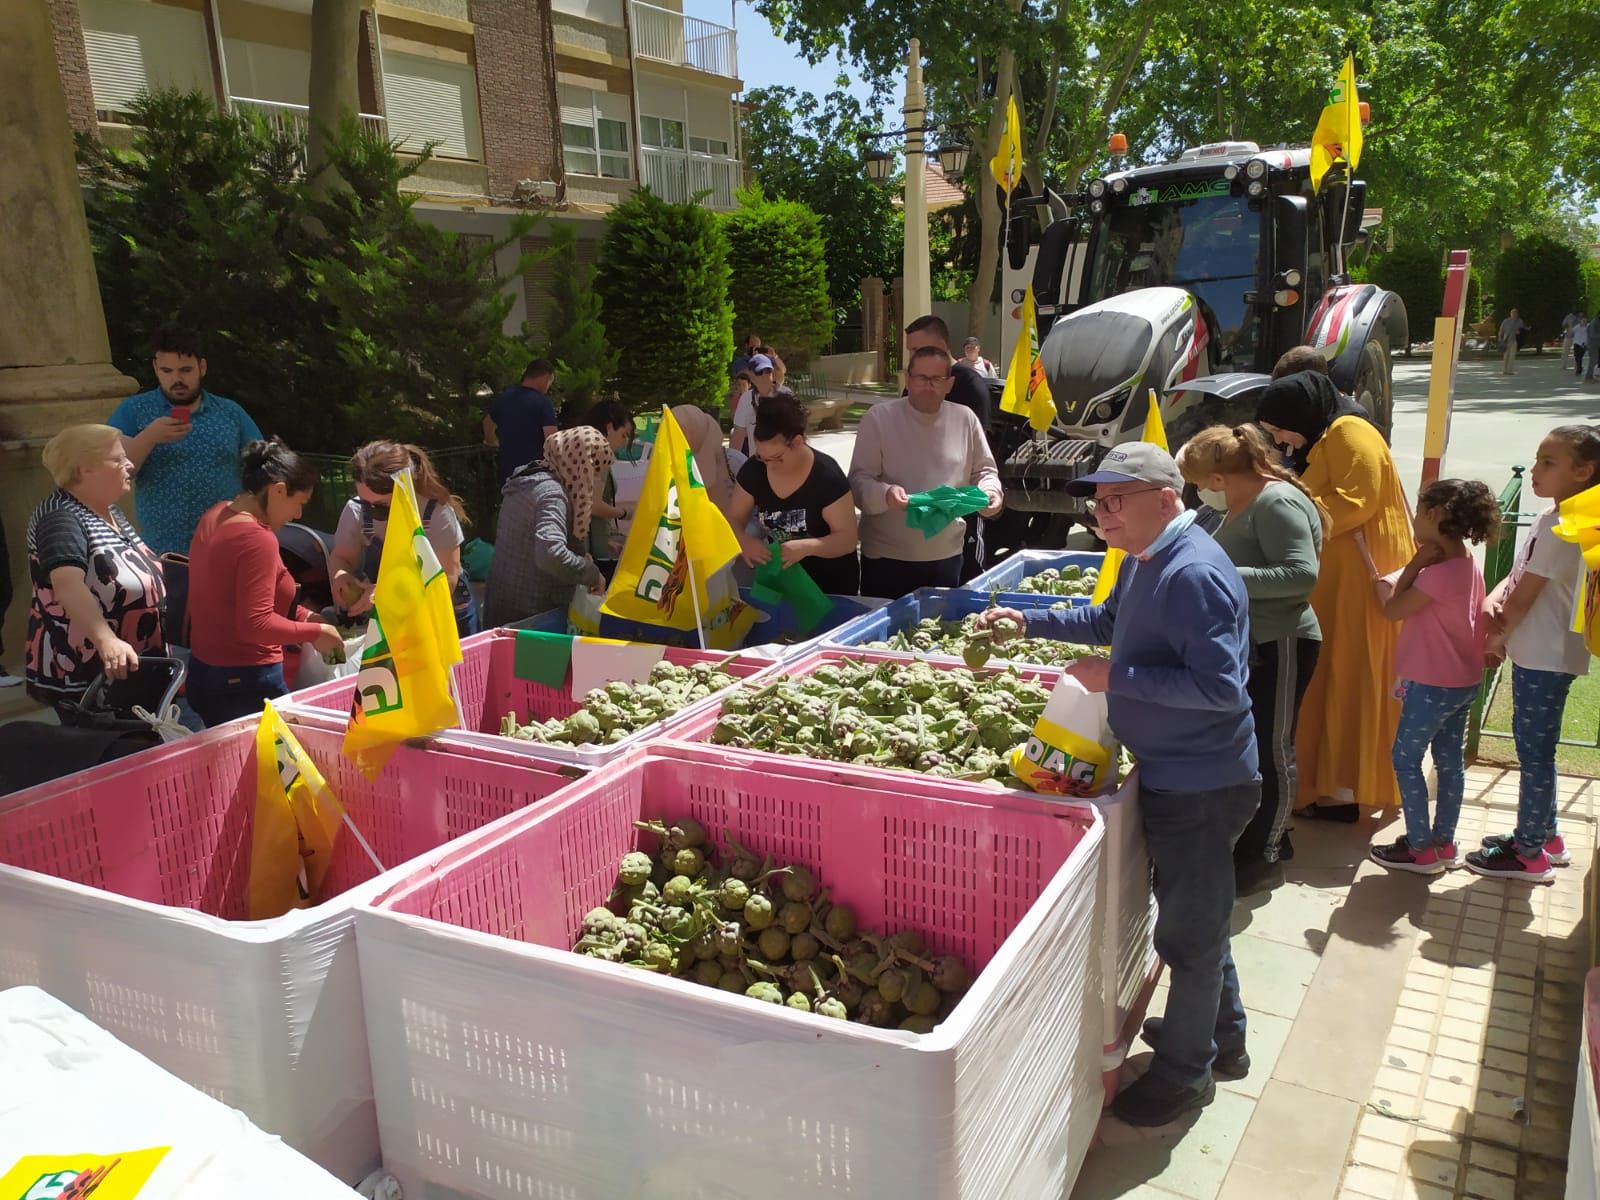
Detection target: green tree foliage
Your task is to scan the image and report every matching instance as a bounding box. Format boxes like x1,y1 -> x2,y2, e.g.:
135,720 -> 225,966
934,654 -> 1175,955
1580,260 -> 1600,317
79,90 -> 530,452
1464,266 -> 1482,326
596,188 -> 732,413
1494,235 -> 1583,346
541,222 -> 618,419
741,85 -> 902,330
720,188 -> 833,363
1369,243 -> 1443,351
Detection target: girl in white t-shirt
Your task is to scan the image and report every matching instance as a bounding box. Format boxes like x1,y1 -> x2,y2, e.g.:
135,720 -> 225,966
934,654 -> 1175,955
1466,425 -> 1600,882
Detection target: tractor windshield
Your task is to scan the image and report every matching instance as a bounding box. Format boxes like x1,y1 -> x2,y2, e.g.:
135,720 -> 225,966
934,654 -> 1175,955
1086,182 -> 1263,368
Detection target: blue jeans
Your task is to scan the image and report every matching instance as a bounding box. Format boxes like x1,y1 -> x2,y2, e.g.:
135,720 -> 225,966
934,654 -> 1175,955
1391,680 -> 1479,849
186,659 -> 288,728
1142,776 -> 1262,1087
1512,664 -> 1577,854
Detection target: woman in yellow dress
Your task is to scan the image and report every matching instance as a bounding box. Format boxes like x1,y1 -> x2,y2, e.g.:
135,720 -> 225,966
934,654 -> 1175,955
1258,371 -> 1414,820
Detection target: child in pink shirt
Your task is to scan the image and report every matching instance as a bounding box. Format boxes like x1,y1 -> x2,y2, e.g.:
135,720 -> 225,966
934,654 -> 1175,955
1367,480 -> 1500,874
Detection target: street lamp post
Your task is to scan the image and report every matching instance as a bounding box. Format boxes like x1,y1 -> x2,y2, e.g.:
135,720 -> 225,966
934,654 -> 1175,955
857,42 -> 970,331
902,39 -> 930,322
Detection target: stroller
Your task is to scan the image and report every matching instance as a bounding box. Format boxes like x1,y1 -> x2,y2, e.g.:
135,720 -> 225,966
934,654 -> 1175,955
0,656 -> 188,798
277,522 -> 339,615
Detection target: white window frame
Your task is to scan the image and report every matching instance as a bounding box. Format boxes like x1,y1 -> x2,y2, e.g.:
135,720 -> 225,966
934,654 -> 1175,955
560,87 -> 631,180
640,114 -> 686,151
689,135 -> 729,158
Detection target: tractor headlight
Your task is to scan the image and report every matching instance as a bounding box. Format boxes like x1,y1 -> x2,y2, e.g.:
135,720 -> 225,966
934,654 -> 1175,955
1090,198 -> 1105,214
1223,164 -> 1239,180
1245,158 -> 1267,180
1088,178 -> 1107,198
1110,177 -> 1128,194
1247,180 -> 1265,197
1091,388 -> 1133,424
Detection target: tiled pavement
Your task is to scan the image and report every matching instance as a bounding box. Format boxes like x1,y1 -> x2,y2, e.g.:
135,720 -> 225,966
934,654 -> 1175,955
1073,766 -> 1593,1200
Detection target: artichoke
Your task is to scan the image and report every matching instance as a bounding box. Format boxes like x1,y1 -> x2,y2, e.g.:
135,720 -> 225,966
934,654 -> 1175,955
786,992 -> 812,1012
745,982 -> 784,1005
617,851 -> 654,887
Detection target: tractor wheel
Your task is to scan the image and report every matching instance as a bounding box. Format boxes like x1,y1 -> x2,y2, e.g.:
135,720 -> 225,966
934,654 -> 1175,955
1354,336 -> 1394,441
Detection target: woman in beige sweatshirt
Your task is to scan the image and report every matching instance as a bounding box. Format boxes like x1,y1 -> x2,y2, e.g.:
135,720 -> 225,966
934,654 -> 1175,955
848,345 -> 1002,598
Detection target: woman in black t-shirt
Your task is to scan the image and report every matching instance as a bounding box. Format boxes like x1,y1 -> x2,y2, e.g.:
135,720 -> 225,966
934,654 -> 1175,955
728,392 -> 860,596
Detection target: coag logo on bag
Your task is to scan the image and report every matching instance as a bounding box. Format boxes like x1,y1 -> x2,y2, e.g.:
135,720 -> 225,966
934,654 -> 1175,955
1,1148 -> 168,1199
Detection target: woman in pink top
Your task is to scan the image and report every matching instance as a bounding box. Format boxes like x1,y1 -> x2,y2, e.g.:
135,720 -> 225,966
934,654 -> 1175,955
1366,480 -> 1501,874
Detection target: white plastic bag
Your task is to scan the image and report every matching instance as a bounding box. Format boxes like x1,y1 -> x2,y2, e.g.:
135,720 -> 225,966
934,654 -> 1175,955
1009,674 -> 1119,795
294,633 -> 364,687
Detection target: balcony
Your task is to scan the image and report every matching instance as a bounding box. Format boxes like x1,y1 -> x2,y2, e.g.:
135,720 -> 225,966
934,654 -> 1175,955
629,1 -> 738,79
231,96 -> 387,141
642,146 -> 739,209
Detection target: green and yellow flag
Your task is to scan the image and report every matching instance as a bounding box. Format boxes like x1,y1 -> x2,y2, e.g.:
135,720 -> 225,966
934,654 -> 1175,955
1089,392 -> 1169,606
603,406 -> 754,649
1000,288 -> 1056,433
250,701 -> 345,919
342,467 -> 462,776
1310,55 -> 1363,193
988,93 -> 1023,192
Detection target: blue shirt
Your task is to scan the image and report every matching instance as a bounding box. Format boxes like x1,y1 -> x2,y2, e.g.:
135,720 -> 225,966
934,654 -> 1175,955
489,384 -> 558,484
108,388 -> 263,556
1027,521 -> 1257,792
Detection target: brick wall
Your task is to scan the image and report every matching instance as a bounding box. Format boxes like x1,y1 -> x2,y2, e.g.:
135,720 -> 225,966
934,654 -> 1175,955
468,0 -> 563,201
47,0 -> 98,139
358,8 -> 385,118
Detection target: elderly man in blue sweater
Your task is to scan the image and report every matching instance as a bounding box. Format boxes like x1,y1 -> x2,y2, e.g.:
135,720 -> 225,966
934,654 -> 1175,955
977,442 -> 1260,1127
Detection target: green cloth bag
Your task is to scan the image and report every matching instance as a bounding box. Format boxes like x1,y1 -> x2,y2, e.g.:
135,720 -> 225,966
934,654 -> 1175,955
751,544 -> 834,636
904,485 -> 989,538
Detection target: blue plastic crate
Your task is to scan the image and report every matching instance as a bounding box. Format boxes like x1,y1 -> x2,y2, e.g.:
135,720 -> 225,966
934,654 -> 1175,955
506,590 -> 874,651
824,586 -> 1090,652
965,549 -> 1105,597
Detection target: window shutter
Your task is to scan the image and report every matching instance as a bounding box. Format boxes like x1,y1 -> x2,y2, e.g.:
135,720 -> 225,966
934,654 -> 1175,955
80,0 -> 212,116
383,52 -> 482,161
558,85 -> 592,129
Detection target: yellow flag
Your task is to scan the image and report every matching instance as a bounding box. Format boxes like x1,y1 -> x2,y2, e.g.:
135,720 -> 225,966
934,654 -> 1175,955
999,289 -> 1056,433
342,467 -> 463,776
250,701 -> 345,919
988,93 -> 1023,192
1088,393 -> 1169,605
1310,55 -> 1363,193
0,1147 -> 170,1198
603,406 -> 754,649
1551,481 -> 1600,654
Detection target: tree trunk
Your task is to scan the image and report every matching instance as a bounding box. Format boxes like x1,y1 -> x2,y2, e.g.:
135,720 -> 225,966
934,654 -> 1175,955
964,55 -> 1017,337
307,0 -> 363,192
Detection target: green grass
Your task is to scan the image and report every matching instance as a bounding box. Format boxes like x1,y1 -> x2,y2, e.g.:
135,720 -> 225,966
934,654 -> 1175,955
1475,657 -> 1600,776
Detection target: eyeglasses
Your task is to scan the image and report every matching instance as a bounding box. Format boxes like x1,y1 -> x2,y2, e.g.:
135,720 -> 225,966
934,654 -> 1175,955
907,373 -> 949,386
1084,486 -> 1163,515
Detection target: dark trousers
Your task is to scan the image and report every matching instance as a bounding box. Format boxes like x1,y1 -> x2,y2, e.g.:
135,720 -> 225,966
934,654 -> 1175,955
1143,776 -> 1261,1087
187,659 -> 288,728
1576,345 -> 1588,376
1237,636 -> 1320,865
860,553 -> 963,600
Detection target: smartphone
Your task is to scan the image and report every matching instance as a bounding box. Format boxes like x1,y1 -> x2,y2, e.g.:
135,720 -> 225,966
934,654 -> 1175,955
169,406 -> 191,423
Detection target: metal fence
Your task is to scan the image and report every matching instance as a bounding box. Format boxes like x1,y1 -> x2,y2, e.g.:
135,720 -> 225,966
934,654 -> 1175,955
299,445 -> 502,544
1466,466 -> 1599,757
630,1 -> 738,77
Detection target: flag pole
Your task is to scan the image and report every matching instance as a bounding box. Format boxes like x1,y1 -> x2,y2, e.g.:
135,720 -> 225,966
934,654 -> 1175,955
684,553 -> 709,650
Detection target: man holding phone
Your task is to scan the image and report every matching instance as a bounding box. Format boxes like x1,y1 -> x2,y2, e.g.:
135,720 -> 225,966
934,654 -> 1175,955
108,324 -> 263,555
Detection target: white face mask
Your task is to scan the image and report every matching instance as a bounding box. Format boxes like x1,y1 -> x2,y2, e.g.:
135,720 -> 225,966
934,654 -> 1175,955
1197,487 -> 1228,511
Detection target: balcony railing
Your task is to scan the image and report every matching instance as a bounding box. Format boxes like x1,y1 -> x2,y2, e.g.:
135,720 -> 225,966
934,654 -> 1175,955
630,1 -> 738,78
642,146 -> 739,209
231,96 -> 387,141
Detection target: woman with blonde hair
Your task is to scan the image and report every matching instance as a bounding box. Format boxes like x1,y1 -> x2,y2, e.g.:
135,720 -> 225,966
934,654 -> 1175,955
484,426 -> 613,627
1177,423 -> 1327,885
329,441 -> 478,637
1257,370 -> 1413,821
25,424 -> 166,711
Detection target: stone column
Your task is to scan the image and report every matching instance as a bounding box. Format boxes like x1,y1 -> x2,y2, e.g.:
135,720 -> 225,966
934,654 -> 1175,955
889,276 -> 906,376
0,0 -> 138,689
860,277 -> 885,383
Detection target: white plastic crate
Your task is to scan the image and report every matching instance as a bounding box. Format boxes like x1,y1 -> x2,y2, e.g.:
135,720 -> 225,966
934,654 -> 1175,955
356,741 -> 1107,1198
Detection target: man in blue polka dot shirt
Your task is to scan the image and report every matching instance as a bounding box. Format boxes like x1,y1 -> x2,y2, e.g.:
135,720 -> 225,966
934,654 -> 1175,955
108,324 -> 263,556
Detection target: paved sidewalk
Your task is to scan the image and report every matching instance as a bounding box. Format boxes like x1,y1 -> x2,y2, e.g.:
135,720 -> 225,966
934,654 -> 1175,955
1073,765 -> 1592,1200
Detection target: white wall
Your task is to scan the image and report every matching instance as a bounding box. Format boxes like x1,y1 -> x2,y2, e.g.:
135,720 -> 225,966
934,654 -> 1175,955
551,0 -> 625,22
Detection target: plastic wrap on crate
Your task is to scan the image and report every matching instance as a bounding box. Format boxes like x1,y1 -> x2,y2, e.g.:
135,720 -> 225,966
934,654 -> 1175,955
0,986 -> 356,1197
279,626 -> 777,768
823,586 -> 1095,664
1571,969 -> 1600,1200
0,720 -> 579,1183
356,742 -> 1106,1199
965,548 -> 1105,595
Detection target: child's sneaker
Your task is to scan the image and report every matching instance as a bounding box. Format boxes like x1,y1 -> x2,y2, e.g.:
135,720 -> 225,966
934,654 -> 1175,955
1479,833 -> 1570,866
1370,838 -> 1451,875
1464,843 -> 1555,883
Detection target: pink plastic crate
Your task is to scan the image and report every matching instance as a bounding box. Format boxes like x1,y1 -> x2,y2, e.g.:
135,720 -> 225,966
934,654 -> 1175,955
0,719 -> 581,1183
356,741 -> 1106,1198
281,626 -> 777,767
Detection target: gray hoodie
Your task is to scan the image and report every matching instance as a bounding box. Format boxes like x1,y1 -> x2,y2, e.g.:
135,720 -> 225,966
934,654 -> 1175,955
482,465 -> 602,628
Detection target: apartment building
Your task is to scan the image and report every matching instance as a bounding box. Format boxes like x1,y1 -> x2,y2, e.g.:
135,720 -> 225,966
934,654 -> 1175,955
46,0 -> 744,331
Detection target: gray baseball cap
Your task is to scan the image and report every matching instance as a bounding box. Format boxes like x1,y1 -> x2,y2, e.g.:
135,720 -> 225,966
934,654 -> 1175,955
1065,441 -> 1185,496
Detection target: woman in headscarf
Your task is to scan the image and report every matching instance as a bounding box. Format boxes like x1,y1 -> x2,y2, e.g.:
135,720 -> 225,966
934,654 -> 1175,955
1257,370 -> 1413,821
483,426 -> 613,628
